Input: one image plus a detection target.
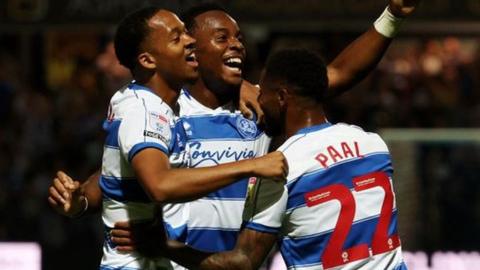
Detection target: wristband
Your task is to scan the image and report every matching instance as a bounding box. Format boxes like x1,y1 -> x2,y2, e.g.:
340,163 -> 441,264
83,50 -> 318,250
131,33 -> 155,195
373,7 -> 404,38
70,195 -> 88,218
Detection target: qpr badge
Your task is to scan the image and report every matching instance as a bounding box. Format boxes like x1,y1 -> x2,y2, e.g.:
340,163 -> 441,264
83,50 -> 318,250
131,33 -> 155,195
236,117 -> 257,139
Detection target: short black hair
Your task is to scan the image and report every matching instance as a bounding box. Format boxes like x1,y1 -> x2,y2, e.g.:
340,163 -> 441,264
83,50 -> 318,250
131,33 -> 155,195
114,7 -> 161,71
181,2 -> 227,33
264,49 -> 328,102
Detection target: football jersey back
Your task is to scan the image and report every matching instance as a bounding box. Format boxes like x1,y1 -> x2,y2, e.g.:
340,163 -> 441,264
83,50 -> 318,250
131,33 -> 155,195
244,123 -> 407,270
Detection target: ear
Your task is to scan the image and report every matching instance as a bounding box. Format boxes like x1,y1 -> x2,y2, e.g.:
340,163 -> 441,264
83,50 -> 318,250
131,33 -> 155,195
138,52 -> 156,69
277,87 -> 290,107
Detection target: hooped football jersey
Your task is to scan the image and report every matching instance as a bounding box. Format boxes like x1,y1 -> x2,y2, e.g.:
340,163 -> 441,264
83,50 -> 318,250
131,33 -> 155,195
163,89 -> 271,254
99,82 -> 175,270
243,122 -> 407,270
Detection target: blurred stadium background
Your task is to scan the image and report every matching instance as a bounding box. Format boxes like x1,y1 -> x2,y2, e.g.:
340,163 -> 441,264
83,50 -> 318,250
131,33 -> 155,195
1,0 -> 480,269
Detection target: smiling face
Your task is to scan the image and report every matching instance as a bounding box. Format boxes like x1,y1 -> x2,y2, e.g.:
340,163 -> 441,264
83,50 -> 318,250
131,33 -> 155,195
142,10 -> 199,86
191,10 -> 246,94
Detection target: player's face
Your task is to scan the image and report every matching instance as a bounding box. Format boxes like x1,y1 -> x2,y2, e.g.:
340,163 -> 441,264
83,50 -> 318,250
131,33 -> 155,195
192,10 -> 246,88
143,10 -> 199,85
258,72 -> 284,137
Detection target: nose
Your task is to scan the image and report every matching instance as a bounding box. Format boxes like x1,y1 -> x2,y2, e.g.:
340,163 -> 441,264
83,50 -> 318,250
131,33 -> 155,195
229,37 -> 245,52
184,33 -> 196,49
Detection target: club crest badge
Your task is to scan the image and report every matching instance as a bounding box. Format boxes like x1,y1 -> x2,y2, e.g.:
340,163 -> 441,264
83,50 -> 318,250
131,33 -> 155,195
236,117 -> 257,139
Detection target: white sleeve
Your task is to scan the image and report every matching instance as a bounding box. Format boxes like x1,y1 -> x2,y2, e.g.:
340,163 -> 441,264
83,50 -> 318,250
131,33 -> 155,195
242,178 -> 288,234
118,104 -> 172,163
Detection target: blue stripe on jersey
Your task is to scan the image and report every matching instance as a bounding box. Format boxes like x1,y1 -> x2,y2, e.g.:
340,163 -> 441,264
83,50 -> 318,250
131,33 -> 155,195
294,122 -> 333,136
279,211 -> 399,268
186,228 -> 239,252
204,178 -> 248,200
103,119 -> 121,148
99,175 -> 150,203
164,222 -> 188,242
243,221 -> 280,234
394,262 -> 408,270
286,153 -> 392,210
181,115 -> 263,140
128,142 -> 168,163
170,120 -> 187,155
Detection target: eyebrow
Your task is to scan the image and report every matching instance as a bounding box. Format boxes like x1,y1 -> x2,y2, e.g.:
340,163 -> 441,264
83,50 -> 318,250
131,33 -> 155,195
169,27 -> 183,37
213,28 -> 243,37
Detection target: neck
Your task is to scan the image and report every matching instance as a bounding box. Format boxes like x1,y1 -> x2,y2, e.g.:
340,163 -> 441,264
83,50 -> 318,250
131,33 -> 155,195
135,72 -> 181,109
284,100 -> 327,138
187,77 -> 238,109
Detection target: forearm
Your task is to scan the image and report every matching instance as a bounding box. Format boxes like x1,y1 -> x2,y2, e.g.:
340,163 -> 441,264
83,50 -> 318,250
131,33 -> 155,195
326,26 -> 391,97
80,169 -> 102,214
149,159 -> 254,203
166,240 -> 249,270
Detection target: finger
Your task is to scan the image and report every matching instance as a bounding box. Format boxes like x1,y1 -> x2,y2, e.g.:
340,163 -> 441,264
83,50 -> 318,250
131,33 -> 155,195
239,101 -> 253,120
250,103 -> 264,125
49,186 -> 66,205
53,177 -> 70,201
111,229 -> 133,238
114,221 -> 132,229
57,171 -> 76,189
111,236 -> 135,246
72,180 -> 80,190
48,196 -> 59,207
116,246 -> 136,252
256,110 -> 265,125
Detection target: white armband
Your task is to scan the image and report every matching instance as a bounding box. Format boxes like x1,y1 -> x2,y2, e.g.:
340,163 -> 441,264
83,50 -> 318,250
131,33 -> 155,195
374,7 -> 404,38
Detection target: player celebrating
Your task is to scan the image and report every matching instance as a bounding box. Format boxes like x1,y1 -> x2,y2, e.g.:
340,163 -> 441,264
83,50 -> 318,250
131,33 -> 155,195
110,0 -> 419,258
134,48 -> 408,270
48,7 -> 287,270
50,0 -> 419,268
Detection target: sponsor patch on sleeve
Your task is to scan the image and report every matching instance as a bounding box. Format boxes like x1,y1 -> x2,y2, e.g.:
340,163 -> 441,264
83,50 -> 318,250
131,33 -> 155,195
145,111 -> 171,145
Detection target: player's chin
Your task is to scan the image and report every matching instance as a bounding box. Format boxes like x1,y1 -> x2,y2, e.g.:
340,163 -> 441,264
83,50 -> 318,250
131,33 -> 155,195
184,69 -> 199,84
222,74 -> 243,87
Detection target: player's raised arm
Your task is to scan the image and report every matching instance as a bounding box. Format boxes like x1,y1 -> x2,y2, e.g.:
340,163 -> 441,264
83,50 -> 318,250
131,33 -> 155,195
132,149 -> 287,203
325,0 -> 421,97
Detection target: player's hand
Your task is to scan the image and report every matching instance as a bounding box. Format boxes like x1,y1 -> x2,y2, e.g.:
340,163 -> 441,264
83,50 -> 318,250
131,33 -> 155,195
111,221 -> 137,252
389,0 -> 421,18
47,171 -> 84,217
239,80 -> 264,124
111,219 -> 167,257
250,151 -> 288,181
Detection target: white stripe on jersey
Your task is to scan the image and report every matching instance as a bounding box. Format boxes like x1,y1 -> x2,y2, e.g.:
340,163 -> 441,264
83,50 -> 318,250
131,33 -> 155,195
186,198 -> 245,229
102,146 -> 133,178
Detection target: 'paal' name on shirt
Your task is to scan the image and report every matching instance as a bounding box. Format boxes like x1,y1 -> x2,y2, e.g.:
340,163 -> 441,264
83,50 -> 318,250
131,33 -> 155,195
315,141 -> 363,168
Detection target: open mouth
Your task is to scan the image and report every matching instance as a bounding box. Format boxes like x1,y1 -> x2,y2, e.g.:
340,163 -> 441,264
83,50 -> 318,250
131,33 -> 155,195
185,51 -> 198,67
223,57 -> 243,73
